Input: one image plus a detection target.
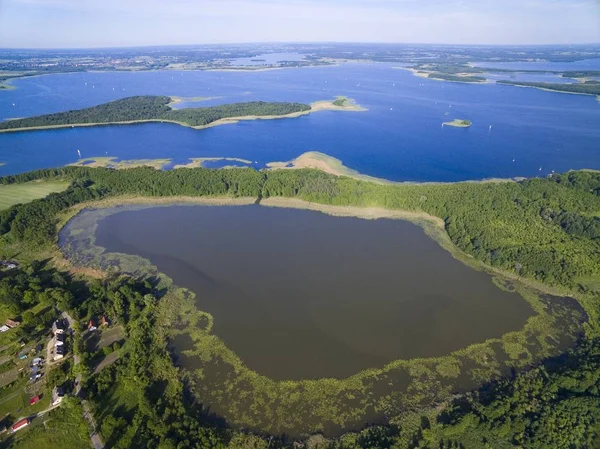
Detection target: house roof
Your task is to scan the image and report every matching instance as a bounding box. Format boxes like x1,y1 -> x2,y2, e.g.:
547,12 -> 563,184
11,418 -> 28,430
5,319 -> 20,328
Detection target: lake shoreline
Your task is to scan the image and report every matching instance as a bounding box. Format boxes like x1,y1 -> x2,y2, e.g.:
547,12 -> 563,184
55,192 -> 572,301
54,194 -> 585,436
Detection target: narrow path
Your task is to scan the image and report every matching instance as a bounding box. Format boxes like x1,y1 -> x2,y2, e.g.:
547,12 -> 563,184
63,311 -> 105,449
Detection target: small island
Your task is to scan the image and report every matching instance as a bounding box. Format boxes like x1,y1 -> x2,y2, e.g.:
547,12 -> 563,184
0,95 -> 366,133
443,119 -> 472,128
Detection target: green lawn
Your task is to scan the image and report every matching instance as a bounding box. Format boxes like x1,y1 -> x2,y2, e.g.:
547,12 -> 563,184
0,181 -> 69,211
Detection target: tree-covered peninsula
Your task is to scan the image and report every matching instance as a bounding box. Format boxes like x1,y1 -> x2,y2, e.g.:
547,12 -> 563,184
0,96 -> 312,132
1,165 -> 600,448
498,80 -> 600,96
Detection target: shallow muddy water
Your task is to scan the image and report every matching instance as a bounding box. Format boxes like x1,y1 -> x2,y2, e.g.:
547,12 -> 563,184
93,204 -> 534,380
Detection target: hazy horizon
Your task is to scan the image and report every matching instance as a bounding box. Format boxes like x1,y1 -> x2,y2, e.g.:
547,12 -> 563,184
1,0 -> 599,49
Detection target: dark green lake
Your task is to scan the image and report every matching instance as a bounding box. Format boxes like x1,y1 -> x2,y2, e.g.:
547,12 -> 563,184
93,204 -> 534,380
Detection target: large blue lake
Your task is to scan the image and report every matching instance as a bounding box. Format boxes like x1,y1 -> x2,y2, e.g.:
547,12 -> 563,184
1,62 -> 599,182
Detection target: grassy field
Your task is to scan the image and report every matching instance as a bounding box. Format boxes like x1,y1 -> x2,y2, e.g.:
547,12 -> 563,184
7,400 -> 90,449
97,326 -> 125,349
0,181 -> 69,211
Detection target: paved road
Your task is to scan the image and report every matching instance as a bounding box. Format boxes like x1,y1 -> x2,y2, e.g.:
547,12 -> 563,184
63,311 -> 104,449
29,402 -> 61,420
82,400 -> 104,449
61,311 -> 75,328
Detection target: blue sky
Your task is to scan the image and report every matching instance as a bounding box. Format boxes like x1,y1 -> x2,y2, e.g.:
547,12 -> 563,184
0,0 -> 598,48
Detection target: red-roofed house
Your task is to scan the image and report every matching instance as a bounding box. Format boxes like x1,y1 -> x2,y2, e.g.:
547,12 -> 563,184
11,418 -> 29,433
29,396 -> 40,406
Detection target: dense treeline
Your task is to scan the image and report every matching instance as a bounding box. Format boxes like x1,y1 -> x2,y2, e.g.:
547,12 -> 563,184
497,80 -> 600,95
428,73 -> 487,83
562,71 -> 600,78
0,261 -> 73,336
422,338 -> 600,448
0,96 -> 311,130
1,167 -> 600,289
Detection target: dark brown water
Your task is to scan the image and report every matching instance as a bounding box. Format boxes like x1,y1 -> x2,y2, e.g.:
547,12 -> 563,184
95,204 -> 534,380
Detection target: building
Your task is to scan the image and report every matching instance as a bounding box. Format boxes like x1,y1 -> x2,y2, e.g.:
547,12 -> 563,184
51,386 -> 65,406
0,261 -> 17,270
0,325 -> 9,333
100,316 -> 109,327
5,319 -> 20,329
52,320 -> 65,335
55,333 -> 65,346
29,396 -> 40,406
87,319 -> 97,332
11,418 -> 29,433
54,345 -> 64,361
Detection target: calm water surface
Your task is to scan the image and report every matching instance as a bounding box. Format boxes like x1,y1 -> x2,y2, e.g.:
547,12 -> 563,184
94,205 -> 533,380
1,62 -> 599,181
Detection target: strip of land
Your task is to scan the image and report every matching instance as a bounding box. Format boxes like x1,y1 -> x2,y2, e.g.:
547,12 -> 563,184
266,151 -> 390,184
173,157 -> 252,169
69,157 -> 172,170
398,67 -> 490,84
497,80 -> 600,97
0,95 -> 366,134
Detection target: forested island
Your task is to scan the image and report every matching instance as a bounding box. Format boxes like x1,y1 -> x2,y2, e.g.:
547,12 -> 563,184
0,96 -> 317,132
0,162 -> 599,448
497,80 -> 600,96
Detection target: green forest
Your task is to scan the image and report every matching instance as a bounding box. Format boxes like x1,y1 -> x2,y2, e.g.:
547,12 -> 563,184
497,80 -> 600,96
0,96 -> 311,131
1,166 -> 600,448
428,73 -> 487,83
